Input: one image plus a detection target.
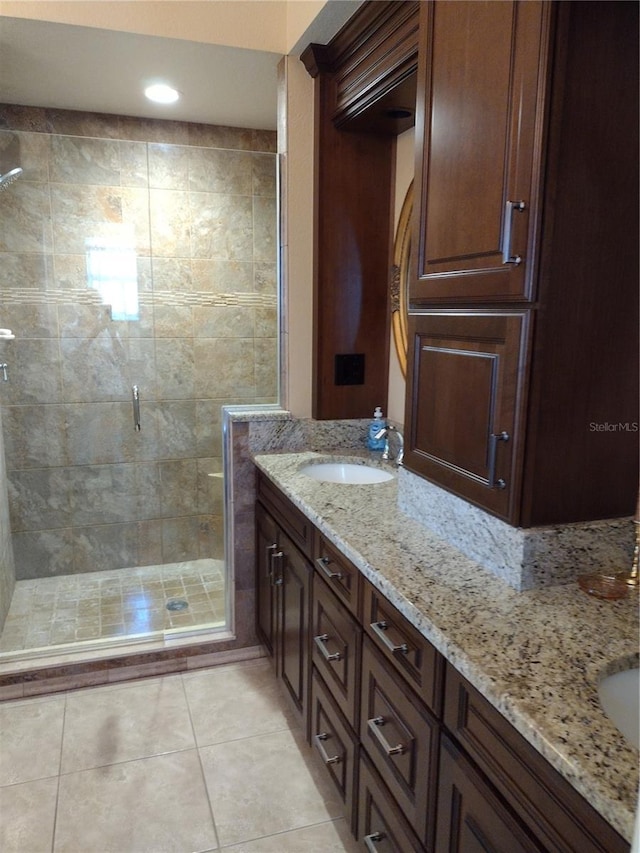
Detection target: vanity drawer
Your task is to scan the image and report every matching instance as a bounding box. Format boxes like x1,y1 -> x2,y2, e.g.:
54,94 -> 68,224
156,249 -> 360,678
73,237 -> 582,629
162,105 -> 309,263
314,532 -> 362,617
443,663 -> 628,853
312,572 -> 361,729
310,669 -> 358,829
256,470 -> 312,558
357,753 -> 425,853
363,578 -> 443,713
360,637 -> 439,846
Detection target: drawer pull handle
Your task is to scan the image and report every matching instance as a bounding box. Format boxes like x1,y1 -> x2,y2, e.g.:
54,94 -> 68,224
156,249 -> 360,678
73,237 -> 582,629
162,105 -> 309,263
315,556 -> 343,581
364,832 -> 385,852
271,551 -> 284,586
368,716 -> 407,757
266,543 -> 277,578
314,633 -> 342,662
370,620 -> 408,655
487,431 -> 509,490
502,199 -> 526,265
313,732 -> 342,765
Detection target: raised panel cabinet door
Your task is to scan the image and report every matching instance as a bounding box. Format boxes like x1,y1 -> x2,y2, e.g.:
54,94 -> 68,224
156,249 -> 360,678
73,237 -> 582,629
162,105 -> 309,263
404,311 -> 530,522
412,1 -> 551,303
436,735 -> 543,853
278,530 -> 312,722
255,502 -> 280,658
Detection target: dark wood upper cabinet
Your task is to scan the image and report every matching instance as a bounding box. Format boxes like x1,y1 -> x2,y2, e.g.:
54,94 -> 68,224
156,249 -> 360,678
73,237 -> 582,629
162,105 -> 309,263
411,1 -> 552,304
405,0 -> 638,525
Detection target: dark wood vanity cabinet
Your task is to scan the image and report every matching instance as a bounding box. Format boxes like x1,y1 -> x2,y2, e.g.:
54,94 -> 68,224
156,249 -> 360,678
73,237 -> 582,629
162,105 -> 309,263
405,0 -> 639,525
255,478 -> 630,852
255,474 -> 312,729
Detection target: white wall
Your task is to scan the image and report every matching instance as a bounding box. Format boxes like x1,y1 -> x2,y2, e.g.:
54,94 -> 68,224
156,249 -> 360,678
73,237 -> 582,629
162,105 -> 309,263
0,0 -> 290,52
278,54 -> 314,417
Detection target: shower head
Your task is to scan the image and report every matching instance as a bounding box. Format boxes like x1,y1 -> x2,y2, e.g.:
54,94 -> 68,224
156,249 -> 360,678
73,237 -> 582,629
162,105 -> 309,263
0,167 -> 23,191
0,130 -> 22,192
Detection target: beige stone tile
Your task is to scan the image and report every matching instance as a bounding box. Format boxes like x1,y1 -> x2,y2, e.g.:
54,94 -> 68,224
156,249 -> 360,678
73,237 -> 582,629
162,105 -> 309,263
54,750 -> 217,853
60,675 -> 195,773
220,819 -> 360,852
200,728 -> 344,847
0,696 -> 65,785
0,777 -> 58,853
183,659 -> 294,746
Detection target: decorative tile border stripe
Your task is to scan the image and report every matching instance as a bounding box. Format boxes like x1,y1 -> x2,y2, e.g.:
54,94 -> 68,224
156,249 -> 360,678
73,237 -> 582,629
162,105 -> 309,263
1,288 -> 277,309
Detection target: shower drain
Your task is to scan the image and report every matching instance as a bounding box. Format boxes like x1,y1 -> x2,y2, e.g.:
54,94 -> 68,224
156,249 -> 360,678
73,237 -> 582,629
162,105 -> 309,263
166,598 -> 189,612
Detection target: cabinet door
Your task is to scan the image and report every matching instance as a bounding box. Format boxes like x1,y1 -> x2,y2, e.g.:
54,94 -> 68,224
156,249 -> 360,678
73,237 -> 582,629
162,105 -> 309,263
404,311 -> 530,522
255,502 -> 279,658
277,530 -> 312,724
412,1 -> 551,303
436,735 -> 543,853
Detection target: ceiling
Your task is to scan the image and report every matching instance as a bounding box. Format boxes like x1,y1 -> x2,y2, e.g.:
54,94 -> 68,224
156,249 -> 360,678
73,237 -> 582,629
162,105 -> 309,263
0,3 -> 364,132
0,15 -> 284,130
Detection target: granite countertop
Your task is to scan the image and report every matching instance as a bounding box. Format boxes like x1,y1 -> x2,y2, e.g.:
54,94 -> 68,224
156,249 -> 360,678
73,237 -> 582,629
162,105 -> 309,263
252,449 -> 639,843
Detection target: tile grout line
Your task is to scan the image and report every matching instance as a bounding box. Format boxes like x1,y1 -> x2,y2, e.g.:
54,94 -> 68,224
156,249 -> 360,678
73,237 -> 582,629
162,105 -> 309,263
180,670 -> 222,852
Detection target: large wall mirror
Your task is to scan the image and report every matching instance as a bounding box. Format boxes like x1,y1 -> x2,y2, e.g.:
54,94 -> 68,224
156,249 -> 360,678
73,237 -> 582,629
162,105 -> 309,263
391,180 -> 412,378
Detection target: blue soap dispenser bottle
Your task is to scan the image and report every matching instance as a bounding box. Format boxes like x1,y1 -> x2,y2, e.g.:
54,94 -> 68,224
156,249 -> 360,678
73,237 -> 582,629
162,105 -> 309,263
367,407 -> 386,451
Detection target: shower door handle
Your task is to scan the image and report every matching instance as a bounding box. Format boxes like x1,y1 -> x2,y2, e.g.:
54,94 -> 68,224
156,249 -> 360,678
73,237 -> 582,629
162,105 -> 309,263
132,385 -> 141,431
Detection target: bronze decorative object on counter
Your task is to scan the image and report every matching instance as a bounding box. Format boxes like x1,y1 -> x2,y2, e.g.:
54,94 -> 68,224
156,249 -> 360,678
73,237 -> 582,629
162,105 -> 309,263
578,491 -> 639,599
616,491 -> 639,588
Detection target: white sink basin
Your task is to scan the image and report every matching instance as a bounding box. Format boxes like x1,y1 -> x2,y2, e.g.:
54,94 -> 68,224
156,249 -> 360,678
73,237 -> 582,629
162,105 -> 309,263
299,462 -> 394,484
598,667 -> 639,749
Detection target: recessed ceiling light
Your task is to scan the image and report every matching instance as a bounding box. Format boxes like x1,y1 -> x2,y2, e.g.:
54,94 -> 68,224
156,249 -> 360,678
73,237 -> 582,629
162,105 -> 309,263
144,83 -> 180,104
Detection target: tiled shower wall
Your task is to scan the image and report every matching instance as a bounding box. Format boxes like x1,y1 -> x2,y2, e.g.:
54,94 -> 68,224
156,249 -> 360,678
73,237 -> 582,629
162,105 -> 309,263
0,405 -> 15,629
0,105 -> 277,580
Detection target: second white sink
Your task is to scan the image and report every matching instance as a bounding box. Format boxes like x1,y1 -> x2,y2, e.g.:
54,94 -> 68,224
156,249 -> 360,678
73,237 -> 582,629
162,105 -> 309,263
598,667 -> 639,749
299,462 -> 394,484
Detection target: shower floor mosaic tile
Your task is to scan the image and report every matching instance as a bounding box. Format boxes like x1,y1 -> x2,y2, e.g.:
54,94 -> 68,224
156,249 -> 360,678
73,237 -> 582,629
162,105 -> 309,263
0,559 -> 225,654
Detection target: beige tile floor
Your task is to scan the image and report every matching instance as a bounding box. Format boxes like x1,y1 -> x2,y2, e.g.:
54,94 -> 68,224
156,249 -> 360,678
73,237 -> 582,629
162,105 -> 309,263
0,657 -> 360,852
0,559 -> 226,655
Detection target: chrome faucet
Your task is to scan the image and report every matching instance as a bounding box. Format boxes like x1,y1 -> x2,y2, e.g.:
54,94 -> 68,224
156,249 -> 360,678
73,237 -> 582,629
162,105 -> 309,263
374,424 -> 404,466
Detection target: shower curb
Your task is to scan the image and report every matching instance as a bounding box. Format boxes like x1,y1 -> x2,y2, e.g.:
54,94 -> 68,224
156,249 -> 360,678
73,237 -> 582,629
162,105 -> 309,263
0,643 -> 266,700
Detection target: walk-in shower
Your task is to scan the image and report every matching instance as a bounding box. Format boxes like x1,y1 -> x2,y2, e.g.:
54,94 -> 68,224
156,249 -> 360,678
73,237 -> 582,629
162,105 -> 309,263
0,108 -> 278,661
